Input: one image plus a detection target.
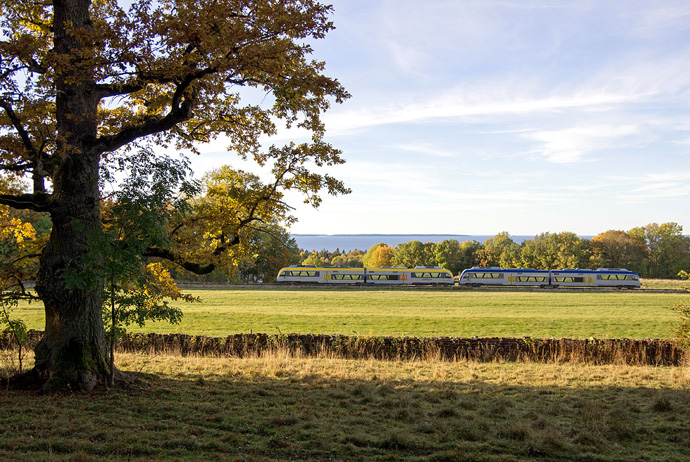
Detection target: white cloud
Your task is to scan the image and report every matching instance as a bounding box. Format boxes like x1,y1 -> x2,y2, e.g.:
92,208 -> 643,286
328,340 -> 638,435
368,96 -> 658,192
323,86 -> 642,134
522,125 -> 640,163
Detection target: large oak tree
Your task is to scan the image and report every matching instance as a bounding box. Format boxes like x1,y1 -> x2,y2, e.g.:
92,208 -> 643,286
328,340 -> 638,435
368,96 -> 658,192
0,0 -> 349,391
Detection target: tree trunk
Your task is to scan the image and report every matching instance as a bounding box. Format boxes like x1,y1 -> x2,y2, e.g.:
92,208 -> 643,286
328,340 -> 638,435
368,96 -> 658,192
31,0 -> 110,392
33,149 -> 109,392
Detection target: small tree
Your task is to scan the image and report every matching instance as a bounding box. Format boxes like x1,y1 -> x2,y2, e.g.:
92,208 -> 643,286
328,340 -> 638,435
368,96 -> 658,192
675,271 -> 690,353
103,263 -> 192,387
0,299 -> 29,374
0,177 -> 44,374
302,252 -> 327,266
362,243 -> 394,267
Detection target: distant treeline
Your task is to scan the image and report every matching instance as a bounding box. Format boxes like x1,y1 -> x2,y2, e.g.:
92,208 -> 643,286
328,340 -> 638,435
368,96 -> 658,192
299,223 -> 690,279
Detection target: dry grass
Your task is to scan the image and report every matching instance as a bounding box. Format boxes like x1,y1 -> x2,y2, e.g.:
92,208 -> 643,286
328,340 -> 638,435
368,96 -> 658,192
2,348 -> 690,461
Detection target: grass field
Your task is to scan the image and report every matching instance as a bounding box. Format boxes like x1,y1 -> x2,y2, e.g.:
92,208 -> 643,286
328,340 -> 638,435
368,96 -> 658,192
1,350 -> 689,461
12,286 -> 685,339
2,280 -> 689,461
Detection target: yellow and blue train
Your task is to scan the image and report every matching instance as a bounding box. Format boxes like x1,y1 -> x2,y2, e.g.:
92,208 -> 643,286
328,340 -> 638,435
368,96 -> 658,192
276,266 -> 454,285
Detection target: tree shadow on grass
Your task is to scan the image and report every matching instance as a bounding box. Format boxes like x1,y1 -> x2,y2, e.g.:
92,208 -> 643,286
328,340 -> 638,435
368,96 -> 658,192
0,365 -> 689,461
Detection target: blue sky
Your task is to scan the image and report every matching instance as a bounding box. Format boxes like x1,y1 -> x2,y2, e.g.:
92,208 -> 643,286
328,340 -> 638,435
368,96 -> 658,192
191,0 -> 690,235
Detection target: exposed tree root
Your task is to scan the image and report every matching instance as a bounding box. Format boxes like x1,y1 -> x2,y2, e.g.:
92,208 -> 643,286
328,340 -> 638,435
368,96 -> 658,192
1,366 -> 155,393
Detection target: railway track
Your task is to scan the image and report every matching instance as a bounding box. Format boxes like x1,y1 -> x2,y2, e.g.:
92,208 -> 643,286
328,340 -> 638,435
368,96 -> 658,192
182,283 -> 687,293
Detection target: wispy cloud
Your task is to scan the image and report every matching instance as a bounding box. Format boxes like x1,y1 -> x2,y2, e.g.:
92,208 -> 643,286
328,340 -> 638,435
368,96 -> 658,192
522,125 -> 640,163
395,144 -> 457,158
609,171 -> 690,202
324,87 -> 644,134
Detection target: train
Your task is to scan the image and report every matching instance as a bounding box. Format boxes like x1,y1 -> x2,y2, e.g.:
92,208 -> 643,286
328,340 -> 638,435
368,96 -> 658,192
276,265 -> 642,288
275,265 -> 454,285
457,267 -> 641,289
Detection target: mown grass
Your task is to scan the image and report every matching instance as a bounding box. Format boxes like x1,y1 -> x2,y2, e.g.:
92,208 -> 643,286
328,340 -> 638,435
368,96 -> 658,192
12,287 -> 683,339
640,278 -> 688,290
2,350 -> 689,461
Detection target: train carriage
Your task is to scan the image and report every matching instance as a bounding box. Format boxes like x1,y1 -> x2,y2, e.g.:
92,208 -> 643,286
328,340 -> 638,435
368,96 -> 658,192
276,266 -> 365,284
408,266 -> 455,285
365,267 -> 407,284
551,268 -> 640,289
366,266 -> 454,285
458,267 -> 550,287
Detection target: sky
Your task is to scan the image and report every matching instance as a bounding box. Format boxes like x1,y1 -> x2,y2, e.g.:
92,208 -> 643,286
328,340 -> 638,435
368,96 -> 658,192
190,0 -> 690,236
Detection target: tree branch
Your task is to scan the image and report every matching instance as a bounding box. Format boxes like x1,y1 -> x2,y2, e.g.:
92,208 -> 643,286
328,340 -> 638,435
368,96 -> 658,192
93,97 -> 194,154
0,160 -> 34,173
0,192 -> 51,212
0,99 -> 39,159
143,247 -> 217,275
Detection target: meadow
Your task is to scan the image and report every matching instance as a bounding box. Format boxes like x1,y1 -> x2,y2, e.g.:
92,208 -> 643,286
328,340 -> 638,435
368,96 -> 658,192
12,284 -> 685,339
3,281 -> 689,461
1,350 -> 689,461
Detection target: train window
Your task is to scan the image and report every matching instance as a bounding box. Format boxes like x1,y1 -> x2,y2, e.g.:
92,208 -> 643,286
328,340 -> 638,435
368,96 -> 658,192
414,272 -> 433,278
598,274 -> 630,280
471,272 -> 503,278
463,274 -> 470,279
517,276 -> 547,282
370,274 -> 399,280
336,274 -> 357,280
554,277 -> 583,283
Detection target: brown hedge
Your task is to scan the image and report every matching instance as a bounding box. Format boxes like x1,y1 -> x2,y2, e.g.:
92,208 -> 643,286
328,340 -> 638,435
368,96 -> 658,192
1,330 -> 684,366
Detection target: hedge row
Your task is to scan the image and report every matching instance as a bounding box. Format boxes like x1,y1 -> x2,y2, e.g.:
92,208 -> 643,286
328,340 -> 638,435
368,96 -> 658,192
1,330 -> 685,366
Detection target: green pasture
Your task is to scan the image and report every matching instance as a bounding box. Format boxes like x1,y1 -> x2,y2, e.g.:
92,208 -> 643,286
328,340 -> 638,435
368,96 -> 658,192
14,286 -> 685,339
2,354 -> 690,462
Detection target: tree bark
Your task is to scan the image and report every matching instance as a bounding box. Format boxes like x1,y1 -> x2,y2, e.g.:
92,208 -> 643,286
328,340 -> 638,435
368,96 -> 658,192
33,148 -> 109,392
31,0 -> 110,392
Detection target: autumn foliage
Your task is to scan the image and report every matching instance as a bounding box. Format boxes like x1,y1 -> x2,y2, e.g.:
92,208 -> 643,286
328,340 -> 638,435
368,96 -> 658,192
0,0 -> 349,391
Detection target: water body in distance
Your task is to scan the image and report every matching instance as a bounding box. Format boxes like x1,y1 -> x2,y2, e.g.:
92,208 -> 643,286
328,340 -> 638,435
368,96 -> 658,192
292,234 -> 536,252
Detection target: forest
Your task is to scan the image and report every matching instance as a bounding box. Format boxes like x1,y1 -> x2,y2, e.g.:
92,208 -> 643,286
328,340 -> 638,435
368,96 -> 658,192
297,223 -> 690,280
